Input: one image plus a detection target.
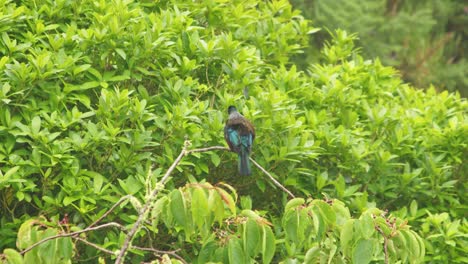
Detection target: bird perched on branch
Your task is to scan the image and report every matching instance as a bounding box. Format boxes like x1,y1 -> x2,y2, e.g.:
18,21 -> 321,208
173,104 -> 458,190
224,106 -> 255,176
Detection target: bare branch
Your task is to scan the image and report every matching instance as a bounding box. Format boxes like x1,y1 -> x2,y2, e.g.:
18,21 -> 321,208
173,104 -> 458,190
115,142 -> 294,263
74,236 -> 115,255
132,246 -> 188,264
375,225 -> 389,264
250,158 -> 295,198
7,143 -> 294,263
115,141 -> 190,263
89,195 -> 134,229
187,146 -> 229,154
20,222 -> 124,255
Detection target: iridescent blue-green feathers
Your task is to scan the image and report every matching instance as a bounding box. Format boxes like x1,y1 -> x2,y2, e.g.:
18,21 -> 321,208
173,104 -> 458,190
224,106 -> 255,176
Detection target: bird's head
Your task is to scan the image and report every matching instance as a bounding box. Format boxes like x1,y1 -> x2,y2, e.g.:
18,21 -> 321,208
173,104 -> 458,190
227,105 -> 237,114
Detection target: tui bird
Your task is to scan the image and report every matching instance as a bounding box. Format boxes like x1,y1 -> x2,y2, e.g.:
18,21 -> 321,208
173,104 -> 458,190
224,106 -> 255,176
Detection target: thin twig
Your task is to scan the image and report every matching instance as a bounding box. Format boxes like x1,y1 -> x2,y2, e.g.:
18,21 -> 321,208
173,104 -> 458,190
132,246 -> 187,264
74,236 -> 115,255
115,141 -> 191,263
250,158 -> 295,198
187,146 -> 229,153
88,195 -> 133,229
7,144 -> 294,263
20,222 -> 124,255
375,225 -> 389,264
115,143 -> 294,263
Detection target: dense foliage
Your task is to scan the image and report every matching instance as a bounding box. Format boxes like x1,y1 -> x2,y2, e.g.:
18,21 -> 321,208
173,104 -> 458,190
291,0 -> 468,97
0,0 -> 466,263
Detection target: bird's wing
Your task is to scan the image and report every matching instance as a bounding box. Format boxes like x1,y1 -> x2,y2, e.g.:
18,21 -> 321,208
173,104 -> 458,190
224,126 -> 235,151
225,126 -> 242,152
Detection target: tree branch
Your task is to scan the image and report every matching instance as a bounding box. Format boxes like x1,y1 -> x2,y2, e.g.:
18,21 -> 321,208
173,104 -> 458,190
250,158 -> 296,198
7,143 -> 294,263
375,225 -> 389,264
19,222 -> 124,255
74,236 -> 115,255
187,146 -> 229,153
132,246 -> 187,264
88,195 -> 133,229
115,140 -> 191,263
115,142 -> 294,263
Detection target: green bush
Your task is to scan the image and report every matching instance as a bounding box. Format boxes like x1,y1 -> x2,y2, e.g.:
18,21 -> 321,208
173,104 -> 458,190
0,0 -> 466,263
291,0 -> 468,96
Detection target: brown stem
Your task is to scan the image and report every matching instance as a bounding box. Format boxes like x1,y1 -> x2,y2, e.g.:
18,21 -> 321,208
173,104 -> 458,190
88,195 -> 134,229
132,246 -> 187,264
375,225 -> 389,264
250,158 -> 296,198
74,236 -> 115,255
19,222 -> 125,255
115,143 -> 294,263
114,141 -> 191,263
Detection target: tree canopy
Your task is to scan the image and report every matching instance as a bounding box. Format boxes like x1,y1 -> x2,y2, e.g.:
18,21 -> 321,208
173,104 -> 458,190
0,0 -> 466,263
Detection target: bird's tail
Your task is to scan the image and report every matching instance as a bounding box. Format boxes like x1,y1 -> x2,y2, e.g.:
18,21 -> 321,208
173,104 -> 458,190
238,147 -> 251,176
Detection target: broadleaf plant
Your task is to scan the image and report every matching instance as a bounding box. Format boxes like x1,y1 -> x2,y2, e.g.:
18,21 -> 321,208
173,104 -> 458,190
0,0 -> 466,263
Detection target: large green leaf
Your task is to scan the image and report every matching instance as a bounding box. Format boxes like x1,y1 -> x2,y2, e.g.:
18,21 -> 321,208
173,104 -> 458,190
170,189 -> 188,228
261,226 -> 276,264
3,248 -> 24,264
191,187 -> 209,230
243,218 -> 261,257
352,239 -> 374,264
228,238 -> 245,264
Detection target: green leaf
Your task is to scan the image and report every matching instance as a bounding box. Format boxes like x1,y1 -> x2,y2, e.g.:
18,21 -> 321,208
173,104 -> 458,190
401,229 -> 422,262
240,196 -> 252,210
65,81 -> 100,92
191,187 -> 209,230
211,153 -> 221,167
17,219 -> 36,249
311,206 -> 325,240
243,218 -> 261,257
198,241 -> 218,263
38,229 -> 59,263
314,200 -> 336,226
261,225 -> 275,264
63,196 -> 79,206
115,48 -> 126,60
170,189 -> 188,228
284,198 -> 305,212
93,172 -> 104,193
3,166 -> 20,180
352,239 -> 374,264
283,210 -> 299,243
31,116 -> 41,135
3,248 -> 24,264
121,176 -> 142,194
73,64 -> 91,75
304,246 -> 320,264
358,213 -> 375,239
340,219 -> 355,256
228,238 -> 245,264
410,200 -> 418,217
151,196 -> 168,225
332,200 -> 351,225
57,237 -> 73,262
208,189 -> 225,225
16,191 -> 24,201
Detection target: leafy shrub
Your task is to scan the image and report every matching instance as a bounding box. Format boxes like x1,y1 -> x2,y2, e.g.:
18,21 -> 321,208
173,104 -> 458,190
0,0 -> 465,262
291,0 -> 468,96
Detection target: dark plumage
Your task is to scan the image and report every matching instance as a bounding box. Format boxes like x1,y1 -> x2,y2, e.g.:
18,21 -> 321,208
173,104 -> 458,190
224,106 -> 255,176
